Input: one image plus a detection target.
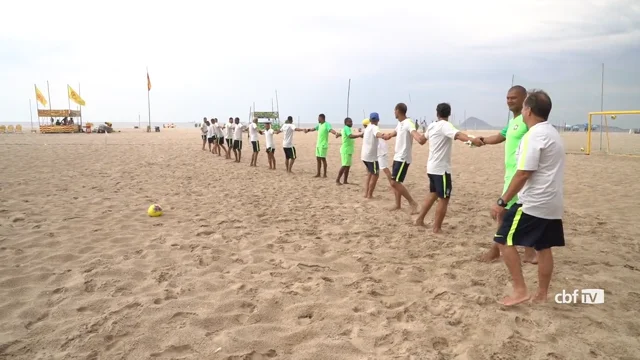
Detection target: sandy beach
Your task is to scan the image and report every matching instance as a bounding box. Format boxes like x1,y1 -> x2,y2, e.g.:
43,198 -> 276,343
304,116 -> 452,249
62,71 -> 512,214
1,127 -> 639,360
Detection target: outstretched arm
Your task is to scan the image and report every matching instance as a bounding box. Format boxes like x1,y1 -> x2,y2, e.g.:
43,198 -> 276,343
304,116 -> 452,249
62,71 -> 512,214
411,129 -> 427,145
480,125 -> 508,145
382,130 -> 398,140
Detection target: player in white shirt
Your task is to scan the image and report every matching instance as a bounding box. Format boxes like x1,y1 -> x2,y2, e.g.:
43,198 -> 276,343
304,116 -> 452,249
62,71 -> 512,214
200,117 -> 209,151
206,118 -> 215,153
275,116 -> 306,173
224,118 -> 235,159
212,118 -> 228,157
362,117 -> 396,200
248,118 -> 264,167
490,90 -> 565,306
381,103 -> 426,214
414,103 -> 481,233
232,117 -> 247,163
263,122 -> 276,170
360,113 -> 385,198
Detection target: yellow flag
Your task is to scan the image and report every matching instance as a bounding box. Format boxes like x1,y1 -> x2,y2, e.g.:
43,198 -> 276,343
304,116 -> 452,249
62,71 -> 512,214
35,86 -> 47,106
147,72 -> 151,91
68,85 -> 86,106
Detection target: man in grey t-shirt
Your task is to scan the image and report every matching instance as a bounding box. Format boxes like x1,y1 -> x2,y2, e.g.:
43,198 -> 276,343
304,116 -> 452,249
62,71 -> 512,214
490,89 -> 565,307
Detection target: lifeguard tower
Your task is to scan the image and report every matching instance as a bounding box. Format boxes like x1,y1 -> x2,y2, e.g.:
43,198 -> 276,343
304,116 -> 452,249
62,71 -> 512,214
38,109 -> 83,134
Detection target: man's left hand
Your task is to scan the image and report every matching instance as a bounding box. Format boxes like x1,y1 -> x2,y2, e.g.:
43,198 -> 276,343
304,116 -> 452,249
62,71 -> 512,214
491,203 -> 506,222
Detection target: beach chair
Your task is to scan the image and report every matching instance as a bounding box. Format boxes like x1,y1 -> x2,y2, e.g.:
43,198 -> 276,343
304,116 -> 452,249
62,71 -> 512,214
7,125 -> 14,133
0,125 -> 5,134
15,124 -> 23,133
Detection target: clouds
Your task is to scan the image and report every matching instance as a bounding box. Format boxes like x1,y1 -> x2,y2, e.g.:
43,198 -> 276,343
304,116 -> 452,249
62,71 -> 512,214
1,0 -> 639,127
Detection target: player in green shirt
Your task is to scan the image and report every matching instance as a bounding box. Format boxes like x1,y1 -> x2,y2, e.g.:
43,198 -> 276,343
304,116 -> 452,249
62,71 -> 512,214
306,113 -> 339,178
475,85 -> 537,264
335,117 -> 363,185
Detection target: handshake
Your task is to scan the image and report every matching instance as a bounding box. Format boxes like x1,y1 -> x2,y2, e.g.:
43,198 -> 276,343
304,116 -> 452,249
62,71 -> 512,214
466,136 -> 486,148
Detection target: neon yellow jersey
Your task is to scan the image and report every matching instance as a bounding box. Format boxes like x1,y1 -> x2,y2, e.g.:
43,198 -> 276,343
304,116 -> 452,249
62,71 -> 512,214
314,122 -> 332,148
500,114 -> 529,206
340,126 -> 354,154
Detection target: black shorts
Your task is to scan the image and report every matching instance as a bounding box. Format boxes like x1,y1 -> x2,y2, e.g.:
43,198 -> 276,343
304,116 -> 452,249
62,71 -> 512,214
494,204 -> 565,251
233,140 -> 242,150
251,141 -> 260,153
391,161 -> 410,183
201,134 -> 207,140
217,137 -> 224,145
266,147 -> 275,153
428,172 -> 452,198
283,147 -> 296,159
226,138 -> 233,147
363,160 -> 380,175
207,137 -> 214,144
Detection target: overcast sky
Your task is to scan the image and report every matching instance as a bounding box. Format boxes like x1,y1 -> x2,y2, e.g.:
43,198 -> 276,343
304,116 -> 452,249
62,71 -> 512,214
1,0 -> 639,128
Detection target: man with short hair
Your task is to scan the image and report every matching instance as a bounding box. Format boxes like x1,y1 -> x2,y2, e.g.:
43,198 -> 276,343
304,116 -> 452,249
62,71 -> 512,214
476,85 -> 537,264
414,103 -> 483,233
306,114 -> 339,178
215,118 -> 229,157
276,116 -> 305,173
225,117 -> 234,159
382,103 -> 425,214
360,113 -> 385,197
232,117 -> 247,163
336,117 -> 363,185
264,122 -> 276,170
201,117 -> 209,150
249,118 -> 263,167
206,118 -> 215,152
490,89 -> 564,306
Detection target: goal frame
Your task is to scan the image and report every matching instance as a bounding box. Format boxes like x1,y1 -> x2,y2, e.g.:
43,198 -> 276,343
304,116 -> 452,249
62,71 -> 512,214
586,110 -> 640,155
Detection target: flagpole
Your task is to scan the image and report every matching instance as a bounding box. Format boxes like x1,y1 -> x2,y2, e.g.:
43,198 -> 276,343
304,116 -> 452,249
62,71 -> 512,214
275,90 -> 280,125
147,66 -> 151,132
34,84 -> 39,126
67,85 -> 72,119
78,82 -> 82,126
346,78 -> 351,118
47,81 -> 52,125
29,98 -> 34,132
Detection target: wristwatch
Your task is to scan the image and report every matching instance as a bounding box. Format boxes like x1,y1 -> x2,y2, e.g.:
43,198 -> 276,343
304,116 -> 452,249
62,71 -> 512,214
497,198 -> 507,207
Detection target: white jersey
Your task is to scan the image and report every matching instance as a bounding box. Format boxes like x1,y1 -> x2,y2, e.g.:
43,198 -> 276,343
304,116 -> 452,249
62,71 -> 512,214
215,123 -> 224,137
361,124 -> 380,162
516,121 -> 565,219
225,122 -> 234,138
377,138 -> 388,157
264,129 -> 275,148
280,123 -> 296,148
249,123 -> 260,142
207,124 -> 215,138
426,120 -> 459,175
233,123 -> 245,141
393,118 -> 416,163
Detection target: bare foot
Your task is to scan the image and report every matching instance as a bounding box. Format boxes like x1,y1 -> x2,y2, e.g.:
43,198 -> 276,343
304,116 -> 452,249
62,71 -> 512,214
336,181 -> 342,185
409,203 -> 419,215
478,248 -> 501,263
388,206 -> 401,211
432,228 -> 443,234
497,293 -> 531,307
314,174 -> 321,178
531,291 -> 548,304
414,219 -> 427,228
343,181 -> 350,185
323,174 -> 327,178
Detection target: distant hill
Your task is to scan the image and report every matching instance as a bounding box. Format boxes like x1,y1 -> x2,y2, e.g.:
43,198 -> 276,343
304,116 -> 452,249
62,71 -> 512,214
459,117 -> 496,130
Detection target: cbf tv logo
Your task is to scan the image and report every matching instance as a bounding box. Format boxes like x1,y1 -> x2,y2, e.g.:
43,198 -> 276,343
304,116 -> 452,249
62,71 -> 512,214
555,289 -> 605,304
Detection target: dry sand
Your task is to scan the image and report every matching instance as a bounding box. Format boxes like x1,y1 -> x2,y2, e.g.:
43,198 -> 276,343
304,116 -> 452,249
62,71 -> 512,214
1,127 -> 639,360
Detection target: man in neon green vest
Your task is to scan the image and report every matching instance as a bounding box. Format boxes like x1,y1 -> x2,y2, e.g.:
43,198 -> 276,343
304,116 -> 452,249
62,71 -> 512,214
476,85 -> 537,264
306,113 -> 339,178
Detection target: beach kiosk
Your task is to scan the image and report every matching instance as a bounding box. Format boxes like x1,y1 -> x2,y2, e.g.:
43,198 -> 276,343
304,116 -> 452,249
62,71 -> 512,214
38,109 -> 83,134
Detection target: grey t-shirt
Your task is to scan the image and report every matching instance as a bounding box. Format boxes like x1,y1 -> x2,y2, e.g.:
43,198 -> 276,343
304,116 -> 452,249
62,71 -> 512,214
516,121 -> 565,219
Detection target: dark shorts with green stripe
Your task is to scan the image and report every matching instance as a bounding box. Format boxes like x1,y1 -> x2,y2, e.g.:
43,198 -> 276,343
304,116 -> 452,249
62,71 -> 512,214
363,160 -> 379,175
391,161 -> 410,183
494,203 -> 565,251
251,141 -> 260,153
428,172 -> 452,198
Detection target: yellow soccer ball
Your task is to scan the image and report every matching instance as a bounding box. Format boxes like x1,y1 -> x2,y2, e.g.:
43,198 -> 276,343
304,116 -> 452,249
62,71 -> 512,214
580,147 -> 585,152
147,204 -> 163,217
611,115 -> 617,119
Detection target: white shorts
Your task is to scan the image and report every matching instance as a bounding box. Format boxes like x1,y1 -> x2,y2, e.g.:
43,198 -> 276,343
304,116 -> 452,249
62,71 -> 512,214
378,154 -> 388,170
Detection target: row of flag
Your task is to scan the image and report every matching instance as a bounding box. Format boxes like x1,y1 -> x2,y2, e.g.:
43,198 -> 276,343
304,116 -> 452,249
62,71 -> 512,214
34,85 -> 85,107
33,70 -> 152,108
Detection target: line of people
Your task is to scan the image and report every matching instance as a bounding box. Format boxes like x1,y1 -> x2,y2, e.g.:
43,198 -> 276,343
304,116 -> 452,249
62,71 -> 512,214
200,87 -> 565,306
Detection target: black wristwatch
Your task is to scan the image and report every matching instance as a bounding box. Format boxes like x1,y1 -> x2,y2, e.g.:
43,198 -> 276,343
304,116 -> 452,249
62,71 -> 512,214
497,198 -> 507,207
